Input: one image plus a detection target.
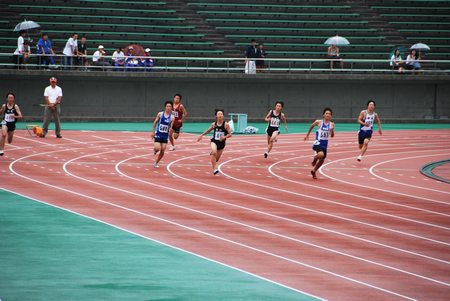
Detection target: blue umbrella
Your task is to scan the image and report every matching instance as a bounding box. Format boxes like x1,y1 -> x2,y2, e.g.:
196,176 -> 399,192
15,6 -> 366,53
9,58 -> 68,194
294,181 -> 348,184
13,20 -> 40,32
324,35 -> 350,46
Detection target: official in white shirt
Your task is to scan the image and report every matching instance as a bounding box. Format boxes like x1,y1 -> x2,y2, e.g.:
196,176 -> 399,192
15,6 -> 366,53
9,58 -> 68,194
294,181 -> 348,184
42,77 -> 63,138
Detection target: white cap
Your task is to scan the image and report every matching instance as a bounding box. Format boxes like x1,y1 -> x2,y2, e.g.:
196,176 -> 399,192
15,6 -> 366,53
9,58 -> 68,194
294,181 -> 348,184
98,45 -> 104,49
145,48 -> 151,52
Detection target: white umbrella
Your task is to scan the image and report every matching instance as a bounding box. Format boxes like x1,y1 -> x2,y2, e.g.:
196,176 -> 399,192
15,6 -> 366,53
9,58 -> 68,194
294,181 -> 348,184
410,43 -> 430,51
13,20 -> 40,32
324,35 -> 350,46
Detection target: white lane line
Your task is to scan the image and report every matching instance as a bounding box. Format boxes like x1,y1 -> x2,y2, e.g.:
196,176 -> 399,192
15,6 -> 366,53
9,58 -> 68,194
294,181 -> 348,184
91,135 -> 116,142
369,154 -> 450,195
320,150 -> 450,206
0,187 -> 324,301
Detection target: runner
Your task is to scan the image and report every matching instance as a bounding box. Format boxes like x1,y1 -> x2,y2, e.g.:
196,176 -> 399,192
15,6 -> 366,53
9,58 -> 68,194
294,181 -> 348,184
264,101 -> 288,158
304,108 -> 335,179
150,101 -> 175,168
197,109 -> 232,175
0,92 -> 23,156
357,100 -> 382,162
169,93 -> 188,151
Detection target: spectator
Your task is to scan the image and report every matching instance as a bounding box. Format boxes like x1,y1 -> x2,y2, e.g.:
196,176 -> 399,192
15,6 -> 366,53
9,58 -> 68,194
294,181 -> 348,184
390,49 -> 404,73
125,47 -> 139,72
255,43 -> 266,72
12,31 -> 26,66
36,32 -> 55,67
327,44 -> 343,69
63,33 -> 78,69
92,45 -> 109,70
244,39 -> 258,74
405,49 -> 421,73
76,36 -> 88,67
140,48 -> 154,71
41,77 -> 63,138
13,33 -> 31,68
112,47 -> 125,71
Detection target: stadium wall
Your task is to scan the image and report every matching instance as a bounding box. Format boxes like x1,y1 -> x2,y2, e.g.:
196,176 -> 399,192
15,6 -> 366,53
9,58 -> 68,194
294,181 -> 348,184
1,71 -> 449,122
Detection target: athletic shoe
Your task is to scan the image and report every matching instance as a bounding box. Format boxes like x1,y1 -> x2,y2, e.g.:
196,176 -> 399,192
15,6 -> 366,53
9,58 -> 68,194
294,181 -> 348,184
56,134 -> 62,138
213,169 -> 219,175
0,150 -> 4,156
40,134 -> 45,138
357,155 -> 362,162
264,152 -> 268,158
154,162 -> 159,168
169,146 -> 176,151
311,170 -> 317,179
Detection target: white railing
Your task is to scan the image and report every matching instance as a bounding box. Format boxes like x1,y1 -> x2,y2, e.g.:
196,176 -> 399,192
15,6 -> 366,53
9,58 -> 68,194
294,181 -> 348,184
2,53 -> 450,74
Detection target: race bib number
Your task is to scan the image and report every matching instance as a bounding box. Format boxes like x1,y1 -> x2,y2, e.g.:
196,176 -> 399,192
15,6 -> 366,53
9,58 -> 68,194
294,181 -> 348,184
270,117 -> 280,127
214,131 -> 224,140
158,124 -> 169,133
4,113 -> 14,122
173,111 -> 179,118
320,131 -> 329,139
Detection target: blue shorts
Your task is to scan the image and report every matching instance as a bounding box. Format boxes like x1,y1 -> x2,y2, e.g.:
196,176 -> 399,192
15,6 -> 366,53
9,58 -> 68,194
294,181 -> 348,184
154,137 -> 168,144
358,130 -> 373,145
312,144 -> 327,159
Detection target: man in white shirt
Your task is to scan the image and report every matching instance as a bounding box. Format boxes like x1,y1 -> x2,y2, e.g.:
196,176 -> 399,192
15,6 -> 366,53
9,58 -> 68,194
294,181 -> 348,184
42,77 -> 63,138
63,33 -> 78,68
92,45 -> 109,70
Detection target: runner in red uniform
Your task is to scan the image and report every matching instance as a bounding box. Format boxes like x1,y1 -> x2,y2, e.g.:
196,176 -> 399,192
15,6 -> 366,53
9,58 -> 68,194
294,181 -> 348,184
169,93 -> 187,151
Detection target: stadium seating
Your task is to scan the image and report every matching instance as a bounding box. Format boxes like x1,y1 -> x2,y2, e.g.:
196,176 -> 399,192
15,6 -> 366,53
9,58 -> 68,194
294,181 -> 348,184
0,0 -> 449,70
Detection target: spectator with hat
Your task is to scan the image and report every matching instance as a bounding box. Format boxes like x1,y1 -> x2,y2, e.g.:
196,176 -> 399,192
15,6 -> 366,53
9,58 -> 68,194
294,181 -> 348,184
125,46 -> 139,72
41,77 -> 63,138
140,48 -> 155,71
92,45 -> 109,70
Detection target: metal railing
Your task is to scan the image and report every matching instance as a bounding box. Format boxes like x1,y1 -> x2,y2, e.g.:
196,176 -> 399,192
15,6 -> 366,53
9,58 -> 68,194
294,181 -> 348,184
2,53 -> 450,74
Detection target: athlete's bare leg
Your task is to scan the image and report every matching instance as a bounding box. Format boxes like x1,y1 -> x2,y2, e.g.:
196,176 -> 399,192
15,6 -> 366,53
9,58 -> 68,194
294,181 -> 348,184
357,138 -> 370,161
155,142 -> 167,166
169,128 -> 175,147
311,152 -> 325,179
7,131 -> 14,144
265,131 -> 279,158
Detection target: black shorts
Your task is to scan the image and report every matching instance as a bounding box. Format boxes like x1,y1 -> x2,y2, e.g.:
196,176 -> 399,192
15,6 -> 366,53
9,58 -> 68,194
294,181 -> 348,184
211,139 -> 226,150
1,121 -> 16,132
172,123 -> 182,133
154,137 -> 168,144
358,130 -> 372,145
266,127 -> 279,137
313,144 -> 327,159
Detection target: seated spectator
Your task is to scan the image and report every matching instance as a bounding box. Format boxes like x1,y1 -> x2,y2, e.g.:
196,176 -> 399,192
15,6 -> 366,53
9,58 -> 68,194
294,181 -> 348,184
327,44 -> 343,69
405,49 -> 421,73
112,47 -> 125,71
13,33 -> 31,68
125,47 -> 139,72
36,32 -> 55,67
390,49 -> 404,73
92,45 -> 110,70
255,43 -> 266,72
140,48 -> 154,71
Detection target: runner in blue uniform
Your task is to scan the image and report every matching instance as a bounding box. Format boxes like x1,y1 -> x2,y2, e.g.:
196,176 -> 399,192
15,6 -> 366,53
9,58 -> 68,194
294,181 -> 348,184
304,108 -> 335,179
150,101 -> 174,168
264,101 -> 288,158
0,92 -> 23,156
197,109 -> 232,175
357,100 -> 382,161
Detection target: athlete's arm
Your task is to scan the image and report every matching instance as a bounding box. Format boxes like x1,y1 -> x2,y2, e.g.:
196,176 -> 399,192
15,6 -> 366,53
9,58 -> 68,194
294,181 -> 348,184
375,113 -> 382,135
169,116 -> 175,129
358,110 -> 367,126
281,113 -> 288,133
0,104 -> 5,116
264,110 -> 272,122
150,112 -> 161,138
330,122 -> 335,138
304,120 -> 319,141
222,122 -> 233,141
14,104 -> 23,119
181,104 -> 188,122
197,122 -> 214,142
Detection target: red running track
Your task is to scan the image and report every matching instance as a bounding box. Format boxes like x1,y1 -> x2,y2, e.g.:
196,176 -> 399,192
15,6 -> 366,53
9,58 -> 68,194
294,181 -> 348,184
1,129 -> 449,301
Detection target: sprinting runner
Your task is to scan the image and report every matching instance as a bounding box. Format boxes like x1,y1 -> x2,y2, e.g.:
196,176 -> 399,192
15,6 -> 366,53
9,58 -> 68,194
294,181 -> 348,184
304,108 -> 335,179
169,93 -> 187,151
264,101 -> 288,158
150,101 -> 174,168
357,100 -> 382,162
0,92 -> 23,156
197,109 -> 232,175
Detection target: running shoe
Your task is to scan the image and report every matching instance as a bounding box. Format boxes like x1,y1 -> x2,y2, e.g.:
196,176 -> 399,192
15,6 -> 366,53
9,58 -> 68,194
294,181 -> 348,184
169,146 -> 176,151
213,169 -> 219,175
357,155 -> 362,162
154,162 -> 159,168
264,152 -> 268,158
311,170 -> 317,179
